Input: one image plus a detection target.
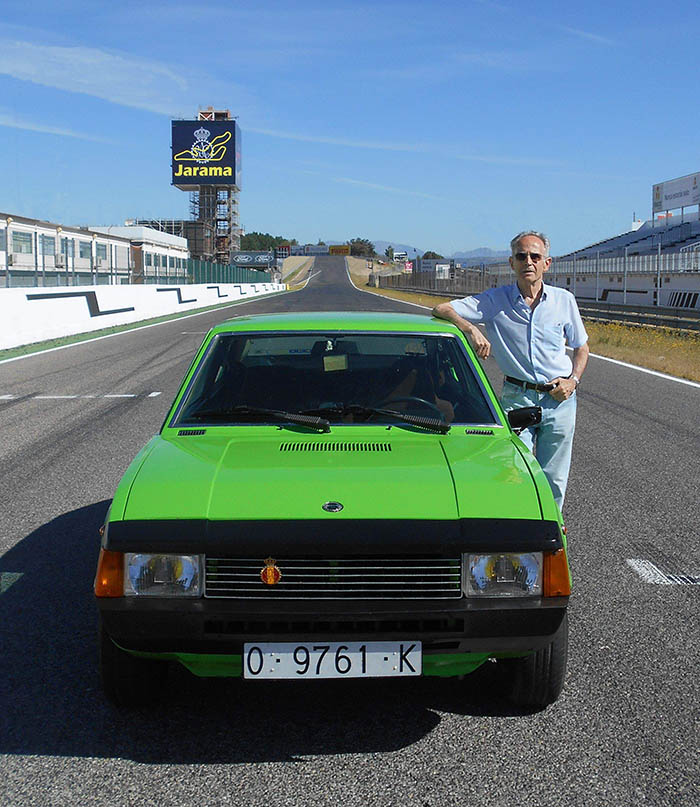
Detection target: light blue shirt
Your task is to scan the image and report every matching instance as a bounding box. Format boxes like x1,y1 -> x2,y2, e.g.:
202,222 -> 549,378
450,282 -> 588,384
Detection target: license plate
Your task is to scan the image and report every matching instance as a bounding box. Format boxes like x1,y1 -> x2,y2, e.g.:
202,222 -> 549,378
243,641 -> 422,679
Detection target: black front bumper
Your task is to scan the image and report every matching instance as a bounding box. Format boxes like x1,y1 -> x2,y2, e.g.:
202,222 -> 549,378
98,595 -> 568,655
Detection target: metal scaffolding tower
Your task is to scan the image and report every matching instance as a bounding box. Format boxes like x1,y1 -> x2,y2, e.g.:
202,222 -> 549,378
189,107 -> 240,262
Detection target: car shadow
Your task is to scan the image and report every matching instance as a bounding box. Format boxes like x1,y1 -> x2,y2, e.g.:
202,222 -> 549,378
0,501 -> 530,765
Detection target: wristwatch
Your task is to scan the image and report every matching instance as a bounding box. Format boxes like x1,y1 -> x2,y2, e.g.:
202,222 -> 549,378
570,374 -> 580,387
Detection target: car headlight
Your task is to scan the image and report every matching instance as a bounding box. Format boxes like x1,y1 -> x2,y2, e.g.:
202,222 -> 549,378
124,554 -> 203,597
465,552 -> 542,597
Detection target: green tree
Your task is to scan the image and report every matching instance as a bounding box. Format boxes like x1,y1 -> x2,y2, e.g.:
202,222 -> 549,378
422,250 -> 444,260
348,238 -> 376,257
240,232 -> 293,251
385,246 -> 394,261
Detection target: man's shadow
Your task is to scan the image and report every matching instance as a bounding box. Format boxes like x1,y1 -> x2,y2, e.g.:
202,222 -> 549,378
0,502 -> 524,765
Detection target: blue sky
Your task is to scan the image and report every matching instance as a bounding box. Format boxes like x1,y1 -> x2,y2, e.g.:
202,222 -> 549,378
0,0 -> 698,255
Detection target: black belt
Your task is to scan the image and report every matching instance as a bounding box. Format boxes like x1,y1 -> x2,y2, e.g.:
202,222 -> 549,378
504,376 -> 554,393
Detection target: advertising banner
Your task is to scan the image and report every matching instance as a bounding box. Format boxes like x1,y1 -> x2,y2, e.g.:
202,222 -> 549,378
231,251 -> 273,267
329,244 -> 350,255
652,172 -> 700,213
172,120 -> 241,189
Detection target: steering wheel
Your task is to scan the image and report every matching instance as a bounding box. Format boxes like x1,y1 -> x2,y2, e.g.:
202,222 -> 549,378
377,396 -> 445,420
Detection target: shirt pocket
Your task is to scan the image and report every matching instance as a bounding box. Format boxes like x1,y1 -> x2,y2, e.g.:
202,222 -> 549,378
542,322 -> 564,349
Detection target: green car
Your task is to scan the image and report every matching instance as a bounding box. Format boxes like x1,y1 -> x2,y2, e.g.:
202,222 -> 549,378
95,311 -> 571,708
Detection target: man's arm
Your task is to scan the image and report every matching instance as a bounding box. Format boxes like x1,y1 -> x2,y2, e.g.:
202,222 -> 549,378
548,342 -> 590,402
432,302 -> 492,359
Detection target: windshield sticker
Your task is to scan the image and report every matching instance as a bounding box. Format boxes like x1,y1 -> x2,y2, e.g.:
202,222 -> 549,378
404,341 -> 427,355
323,354 -> 348,372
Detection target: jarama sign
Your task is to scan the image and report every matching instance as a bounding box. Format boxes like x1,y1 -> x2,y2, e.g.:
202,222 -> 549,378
172,120 -> 241,189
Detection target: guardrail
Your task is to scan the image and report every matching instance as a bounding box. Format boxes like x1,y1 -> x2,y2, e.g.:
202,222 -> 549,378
577,302 -> 700,331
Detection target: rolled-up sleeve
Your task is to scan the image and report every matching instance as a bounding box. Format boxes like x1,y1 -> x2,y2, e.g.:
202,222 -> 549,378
564,295 -> 588,348
450,291 -> 496,324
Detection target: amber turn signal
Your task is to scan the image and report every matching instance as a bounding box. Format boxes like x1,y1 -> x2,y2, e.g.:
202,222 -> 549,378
94,549 -> 124,597
543,549 -> 571,597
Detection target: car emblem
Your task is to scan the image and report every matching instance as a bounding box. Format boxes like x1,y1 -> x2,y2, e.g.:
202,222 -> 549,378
260,557 -> 282,585
322,501 -> 344,513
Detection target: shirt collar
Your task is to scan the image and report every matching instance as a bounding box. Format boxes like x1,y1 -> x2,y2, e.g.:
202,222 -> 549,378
511,281 -> 549,305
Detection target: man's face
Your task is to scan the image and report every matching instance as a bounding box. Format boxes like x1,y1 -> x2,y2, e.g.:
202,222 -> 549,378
509,235 -> 551,285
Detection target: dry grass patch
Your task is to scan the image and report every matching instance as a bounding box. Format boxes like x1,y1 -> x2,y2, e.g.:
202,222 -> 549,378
584,321 -> 700,383
347,269 -> 449,310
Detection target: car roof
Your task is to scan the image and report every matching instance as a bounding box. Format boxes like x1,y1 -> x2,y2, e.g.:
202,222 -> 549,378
210,311 -> 460,335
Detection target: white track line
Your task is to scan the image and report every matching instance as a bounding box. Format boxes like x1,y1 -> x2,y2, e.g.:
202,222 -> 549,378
626,558 -> 700,585
582,353 -> 700,389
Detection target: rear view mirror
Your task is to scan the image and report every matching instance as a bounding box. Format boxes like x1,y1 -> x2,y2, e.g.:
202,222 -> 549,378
507,406 -> 542,433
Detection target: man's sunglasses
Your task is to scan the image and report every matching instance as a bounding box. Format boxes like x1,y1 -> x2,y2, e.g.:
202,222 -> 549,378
513,251 -> 545,262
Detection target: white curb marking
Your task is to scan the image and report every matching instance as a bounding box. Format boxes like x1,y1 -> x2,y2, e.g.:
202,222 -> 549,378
626,558 -> 700,585
12,393 -> 163,401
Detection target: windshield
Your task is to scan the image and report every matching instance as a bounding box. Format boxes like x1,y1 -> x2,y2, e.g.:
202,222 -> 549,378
173,332 -> 497,427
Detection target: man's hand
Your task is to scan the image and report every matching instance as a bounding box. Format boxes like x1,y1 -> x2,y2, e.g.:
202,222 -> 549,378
465,325 -> 491,359
547,377 -> 577,401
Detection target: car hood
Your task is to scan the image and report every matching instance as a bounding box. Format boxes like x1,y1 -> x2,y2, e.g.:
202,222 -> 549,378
117,430 -> 542,522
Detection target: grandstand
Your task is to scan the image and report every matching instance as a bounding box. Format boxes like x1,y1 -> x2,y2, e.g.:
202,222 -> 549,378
559,213 -> 700,259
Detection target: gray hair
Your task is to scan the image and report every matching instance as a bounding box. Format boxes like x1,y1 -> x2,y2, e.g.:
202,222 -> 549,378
510,231 -> 550,256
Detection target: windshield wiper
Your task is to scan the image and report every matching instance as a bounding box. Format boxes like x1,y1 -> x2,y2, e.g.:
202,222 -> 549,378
187,405 -> 330,432
301,404 -> 450,434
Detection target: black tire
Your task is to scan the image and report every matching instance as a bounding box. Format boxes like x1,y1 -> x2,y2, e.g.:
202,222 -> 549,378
99,622 -> 169,707
506,612 -> 568,709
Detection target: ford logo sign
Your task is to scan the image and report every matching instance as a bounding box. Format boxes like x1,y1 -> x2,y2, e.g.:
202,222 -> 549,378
234,255 -> 252,263
322,501 -> 344,513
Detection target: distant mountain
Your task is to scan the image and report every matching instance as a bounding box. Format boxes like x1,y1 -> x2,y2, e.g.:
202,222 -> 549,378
451,248 -> 510,260
325,239 -> 509,262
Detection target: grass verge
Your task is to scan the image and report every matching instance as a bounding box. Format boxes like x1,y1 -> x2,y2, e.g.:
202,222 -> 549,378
0,291 -> 286,363
582,320 -> 700,382
348,270 -> 700,383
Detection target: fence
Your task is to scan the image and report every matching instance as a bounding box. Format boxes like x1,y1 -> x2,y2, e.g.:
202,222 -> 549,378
379,252 -> 700,307
188,259 -> 272,284
1,257 -> 272,288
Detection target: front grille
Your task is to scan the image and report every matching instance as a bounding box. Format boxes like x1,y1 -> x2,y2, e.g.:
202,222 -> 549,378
203,617 -> 465,639
204,556 -> 463,599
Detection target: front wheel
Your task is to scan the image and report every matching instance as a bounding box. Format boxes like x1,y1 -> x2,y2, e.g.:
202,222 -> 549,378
99,621 -> 169,706
505,612 -> 568,709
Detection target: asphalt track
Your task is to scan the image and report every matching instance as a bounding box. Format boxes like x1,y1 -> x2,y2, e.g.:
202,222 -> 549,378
0,256 -> 698,807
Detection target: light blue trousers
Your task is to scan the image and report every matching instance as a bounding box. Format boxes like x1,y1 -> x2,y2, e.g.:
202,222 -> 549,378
500,381 -> 578,511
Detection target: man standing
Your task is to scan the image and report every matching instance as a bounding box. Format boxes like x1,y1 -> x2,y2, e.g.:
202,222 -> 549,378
432,231 -> 589,510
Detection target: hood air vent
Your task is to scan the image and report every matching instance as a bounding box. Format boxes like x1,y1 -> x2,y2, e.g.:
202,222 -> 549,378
279,442 -> 392,453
